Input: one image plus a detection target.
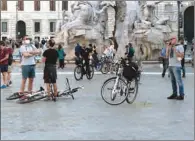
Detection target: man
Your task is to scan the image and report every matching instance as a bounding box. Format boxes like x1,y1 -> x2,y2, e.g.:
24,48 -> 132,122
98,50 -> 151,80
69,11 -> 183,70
0,41 -> 9,89
6,43 -> 14,86
166,37 -> 185,100
80,43 -> 92,76
181,38 -> 186,77
160,41 -> 169,78
125,43 -> 135,61
19,35 -> 41,94
75,43 -> 82,58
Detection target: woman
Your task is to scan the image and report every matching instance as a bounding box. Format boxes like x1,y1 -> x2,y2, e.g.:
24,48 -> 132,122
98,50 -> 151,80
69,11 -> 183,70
42,40 -> 59,101
57,44 -> 65,69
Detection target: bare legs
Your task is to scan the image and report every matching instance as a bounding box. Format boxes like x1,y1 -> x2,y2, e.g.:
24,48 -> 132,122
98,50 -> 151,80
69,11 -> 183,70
20,78 -> 34,92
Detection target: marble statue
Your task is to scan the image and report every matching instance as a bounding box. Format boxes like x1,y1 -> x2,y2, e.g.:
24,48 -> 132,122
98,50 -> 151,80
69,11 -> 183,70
54,1 -> 175,60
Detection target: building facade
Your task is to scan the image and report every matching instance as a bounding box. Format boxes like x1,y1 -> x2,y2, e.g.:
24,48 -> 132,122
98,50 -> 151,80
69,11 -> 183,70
0,0 -> 72,41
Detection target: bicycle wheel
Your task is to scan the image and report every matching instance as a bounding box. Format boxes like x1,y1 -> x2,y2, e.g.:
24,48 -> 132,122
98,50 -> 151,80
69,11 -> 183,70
6,92 -> 27,100
101,77 -> 128,105
126,78 -> 139,104
17,92 -> 46,104
86,65 -> 94,80
101,63 -> 109,74
74,65 -> 83,81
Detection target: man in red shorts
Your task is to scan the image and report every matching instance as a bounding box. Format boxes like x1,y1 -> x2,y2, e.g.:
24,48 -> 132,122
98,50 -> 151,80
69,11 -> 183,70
0,41 -> 9,89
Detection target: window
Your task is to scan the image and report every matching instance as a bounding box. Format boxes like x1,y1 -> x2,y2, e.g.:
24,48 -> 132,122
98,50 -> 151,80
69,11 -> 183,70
1,0 -> 7,11
34,22 -> 40,33
62,1 -> 68,11
50,22 -> 56,32
34,0 -> 40,11
164,4 -> 173,13
50,0 -> 56,11
18,0 -> 24,11
2,22 -> 7,32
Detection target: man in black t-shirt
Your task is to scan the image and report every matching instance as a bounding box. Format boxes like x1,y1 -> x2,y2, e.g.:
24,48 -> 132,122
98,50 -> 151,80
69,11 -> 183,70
42,40 -> 58,101
80,44 -> 93,74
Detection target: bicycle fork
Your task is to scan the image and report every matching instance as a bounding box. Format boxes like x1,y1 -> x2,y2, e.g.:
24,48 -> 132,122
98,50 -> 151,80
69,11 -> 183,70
111,76 -> 119,101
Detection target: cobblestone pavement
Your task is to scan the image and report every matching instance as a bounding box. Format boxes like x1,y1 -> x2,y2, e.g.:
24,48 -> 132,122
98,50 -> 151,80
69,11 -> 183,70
1,66 -> 194,140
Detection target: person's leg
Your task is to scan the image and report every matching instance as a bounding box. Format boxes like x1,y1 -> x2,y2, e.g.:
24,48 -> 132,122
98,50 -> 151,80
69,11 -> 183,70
162,59 -> 166,77
175,67 -> 185,99
20,65 -> 28,92
167,66 -> 178,99
7,65 -> 12,86
1,65 -> 8,88
61,59 -> 65,68
28,65 -> 35,92
53,83 -> 58,97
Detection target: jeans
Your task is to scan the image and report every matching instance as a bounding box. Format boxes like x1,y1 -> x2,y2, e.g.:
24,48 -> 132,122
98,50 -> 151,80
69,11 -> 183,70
169,66 -> 184,96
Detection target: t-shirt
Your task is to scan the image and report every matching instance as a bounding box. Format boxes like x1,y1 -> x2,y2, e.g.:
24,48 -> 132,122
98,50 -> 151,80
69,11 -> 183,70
20,44 -> 37,65
43,48 -> 59,65
57,49 -> 65,60
169,44 -> 184,67
0,48 -> 9,65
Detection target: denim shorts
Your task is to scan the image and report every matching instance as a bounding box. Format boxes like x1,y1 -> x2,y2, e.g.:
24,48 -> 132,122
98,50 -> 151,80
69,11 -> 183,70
0,65 -> 8,73
21,65 -> 36,79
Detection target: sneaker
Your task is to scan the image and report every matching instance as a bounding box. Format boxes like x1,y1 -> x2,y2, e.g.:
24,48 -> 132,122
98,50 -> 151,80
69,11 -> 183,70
167,94 -> 178,99
162,73 -> 165,78
52,97 -> 57,102
0,85 -> 7,89
182,74 -> 186,78
9,81 -> 12,85
176,95 -> 184,100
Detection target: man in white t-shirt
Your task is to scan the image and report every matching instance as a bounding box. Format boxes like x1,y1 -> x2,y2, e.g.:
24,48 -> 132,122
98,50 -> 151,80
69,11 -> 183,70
19,35 -> 41,94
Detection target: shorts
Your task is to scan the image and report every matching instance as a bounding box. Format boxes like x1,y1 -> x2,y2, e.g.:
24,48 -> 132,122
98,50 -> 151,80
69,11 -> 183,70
0,65 -> 8,73
43,64 -> 57,83
21,65 -> 36,79
8,65 -> 12,73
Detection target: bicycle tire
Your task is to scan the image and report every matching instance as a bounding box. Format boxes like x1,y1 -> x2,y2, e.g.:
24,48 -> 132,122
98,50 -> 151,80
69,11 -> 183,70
86,65 -> 94,80
17,92 -> 46,104
126,78 -> 139,104
74,65 -> 83,81
6,92 -> 27,100
101,77 -> 128,105
101,63 -> 109,74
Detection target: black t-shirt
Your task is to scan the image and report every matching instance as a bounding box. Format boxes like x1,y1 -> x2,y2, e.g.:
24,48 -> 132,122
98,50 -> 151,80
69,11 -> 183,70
80,47 -> 92,60
43,48 -> 59,65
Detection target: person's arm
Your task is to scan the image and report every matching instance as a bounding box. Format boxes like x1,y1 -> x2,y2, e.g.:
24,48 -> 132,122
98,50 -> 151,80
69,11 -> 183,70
20,46 -> 33,57
175,45 -> 184,58
29,45 -> 42,55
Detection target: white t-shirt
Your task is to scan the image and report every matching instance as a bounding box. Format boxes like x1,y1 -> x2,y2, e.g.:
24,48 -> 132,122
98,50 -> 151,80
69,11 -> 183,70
20,44 -> 37,65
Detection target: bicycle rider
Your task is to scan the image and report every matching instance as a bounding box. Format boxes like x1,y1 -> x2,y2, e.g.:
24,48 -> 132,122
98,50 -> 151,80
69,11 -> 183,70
80,43 -> 93,77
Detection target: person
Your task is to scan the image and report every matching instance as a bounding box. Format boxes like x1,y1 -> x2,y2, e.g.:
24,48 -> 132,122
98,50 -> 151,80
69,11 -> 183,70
125,43 -> 135,61
109,43 -> 116,59
166,37 -> 185,100
57,44 -> 66,69
91,45 -> 99,68
0,41 -> 9,89
6,43 -> 14,86
160,42 -> 169,78
75,43 -> 82,58
19,35 -> 41,95
42,40 -> 59,101
80,43 -> 93,76
181,38 -> 186,77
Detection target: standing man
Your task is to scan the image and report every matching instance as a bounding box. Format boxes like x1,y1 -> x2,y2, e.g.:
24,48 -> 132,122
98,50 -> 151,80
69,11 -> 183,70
0,41 -> 9,89
167,37 -> 185,100
19,35 -> 41,94
160,41 -> 169,78
181,38 -> 186,77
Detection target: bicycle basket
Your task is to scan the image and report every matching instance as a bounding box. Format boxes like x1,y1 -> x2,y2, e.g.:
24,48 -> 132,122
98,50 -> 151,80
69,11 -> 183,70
122,62 -> 139,81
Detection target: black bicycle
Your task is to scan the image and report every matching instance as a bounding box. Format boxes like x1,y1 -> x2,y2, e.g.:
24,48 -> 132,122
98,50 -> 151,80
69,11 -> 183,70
9,78 -> 83,104
74,57 -> 94,81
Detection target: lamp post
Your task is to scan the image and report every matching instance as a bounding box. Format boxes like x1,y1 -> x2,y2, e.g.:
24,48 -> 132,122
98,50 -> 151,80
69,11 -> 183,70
16,1 -> 18,40
0,0 -> 2,40
177,1 -> 181,39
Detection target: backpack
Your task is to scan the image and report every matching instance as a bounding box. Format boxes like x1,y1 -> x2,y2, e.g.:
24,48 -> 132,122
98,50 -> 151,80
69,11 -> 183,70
8,53 -> 13,65
123,61 -> 139,81
161,48 -> 166,57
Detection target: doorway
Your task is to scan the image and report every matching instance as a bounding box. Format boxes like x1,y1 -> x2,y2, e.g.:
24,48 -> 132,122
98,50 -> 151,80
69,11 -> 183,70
184,6 -> 194,42
16,20 -> 26,39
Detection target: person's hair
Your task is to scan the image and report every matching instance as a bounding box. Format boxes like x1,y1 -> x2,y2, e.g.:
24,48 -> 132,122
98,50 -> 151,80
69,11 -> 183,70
128,43 -> 132,47
58,44 -> 62,50
22,35 -> 28,40
93,45 -> 96,49
89,44 -> 92,47
0,41 -> 5,46
125,45 -> 129,48
48,39 -> 55,47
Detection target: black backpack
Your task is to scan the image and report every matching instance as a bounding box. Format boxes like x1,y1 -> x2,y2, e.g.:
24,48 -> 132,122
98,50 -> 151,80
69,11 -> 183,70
123,62 -> 139,81
8,53 -> 13,66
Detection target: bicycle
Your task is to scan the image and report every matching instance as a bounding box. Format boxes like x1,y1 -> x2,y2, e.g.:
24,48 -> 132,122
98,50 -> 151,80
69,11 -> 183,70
74,57 -> 94,81
101,57 -> 139,105
101,56 -> 118,74
6,78 -> 83,104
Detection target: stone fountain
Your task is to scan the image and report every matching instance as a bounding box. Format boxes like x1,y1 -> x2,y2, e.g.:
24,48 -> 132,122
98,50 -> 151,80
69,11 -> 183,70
54,1 -> 176,61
